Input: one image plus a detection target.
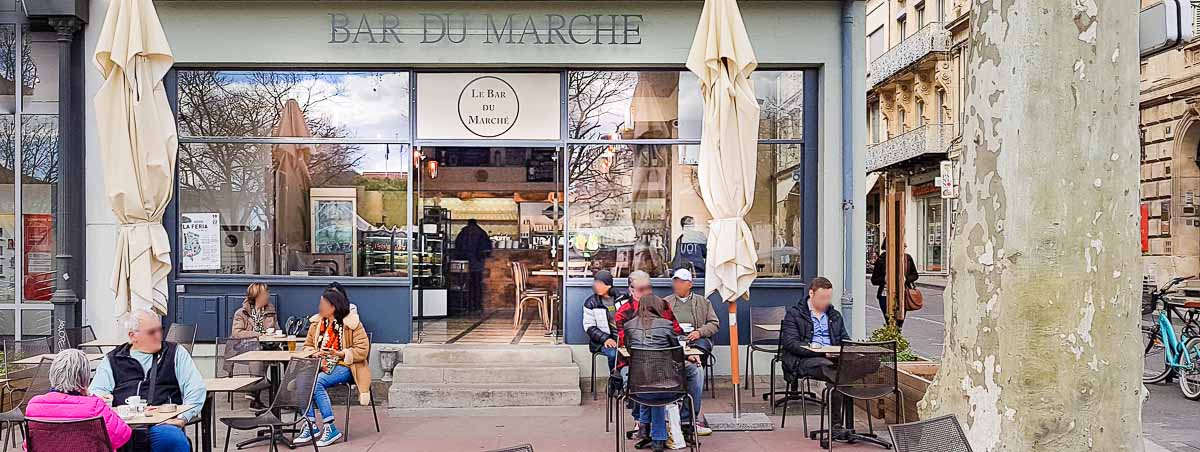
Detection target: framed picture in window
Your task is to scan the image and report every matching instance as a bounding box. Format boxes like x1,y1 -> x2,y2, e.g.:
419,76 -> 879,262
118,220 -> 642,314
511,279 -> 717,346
311,187 -> 358,276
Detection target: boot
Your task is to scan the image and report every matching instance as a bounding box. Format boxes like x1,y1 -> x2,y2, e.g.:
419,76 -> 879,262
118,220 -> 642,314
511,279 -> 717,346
652,440 -> 666,452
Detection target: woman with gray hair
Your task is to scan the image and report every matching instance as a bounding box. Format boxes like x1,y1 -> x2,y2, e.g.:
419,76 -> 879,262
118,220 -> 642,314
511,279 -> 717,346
25,349 -> 132,449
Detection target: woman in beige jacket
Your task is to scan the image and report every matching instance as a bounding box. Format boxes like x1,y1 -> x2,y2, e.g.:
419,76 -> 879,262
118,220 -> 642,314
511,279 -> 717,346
294,288 -> 371,447
231,282 -> 278,338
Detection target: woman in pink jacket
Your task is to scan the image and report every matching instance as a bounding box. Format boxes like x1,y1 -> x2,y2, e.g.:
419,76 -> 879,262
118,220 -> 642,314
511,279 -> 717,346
25,349 -> 131,449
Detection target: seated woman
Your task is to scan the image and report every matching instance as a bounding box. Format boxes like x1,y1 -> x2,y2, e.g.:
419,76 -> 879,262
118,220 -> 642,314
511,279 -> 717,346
231,282 -> 278,338
622,295 -> 701,452
230,282 -> 277,408
293,289 -> 371,448
26,349 -> 132,450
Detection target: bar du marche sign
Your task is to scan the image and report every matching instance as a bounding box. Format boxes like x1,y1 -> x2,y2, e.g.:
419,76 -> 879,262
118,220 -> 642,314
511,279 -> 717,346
459,76 -> 519,138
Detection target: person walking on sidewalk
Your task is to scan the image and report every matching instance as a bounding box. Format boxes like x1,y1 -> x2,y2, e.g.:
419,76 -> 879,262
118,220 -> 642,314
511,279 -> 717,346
871,240 -> 918,328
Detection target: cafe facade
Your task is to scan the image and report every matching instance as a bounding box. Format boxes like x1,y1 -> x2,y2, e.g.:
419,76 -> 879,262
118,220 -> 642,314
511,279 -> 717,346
78,0 -> 867,364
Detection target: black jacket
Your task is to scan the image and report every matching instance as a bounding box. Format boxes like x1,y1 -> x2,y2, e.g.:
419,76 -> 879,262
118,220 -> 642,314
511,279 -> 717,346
584,288 -> 630,351
780,297 -> 849,376
871,252 -> 919,298
453,222 -> 492,269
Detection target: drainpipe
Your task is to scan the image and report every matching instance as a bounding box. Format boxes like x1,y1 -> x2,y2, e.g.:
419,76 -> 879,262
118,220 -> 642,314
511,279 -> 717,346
841,0 -> 867,338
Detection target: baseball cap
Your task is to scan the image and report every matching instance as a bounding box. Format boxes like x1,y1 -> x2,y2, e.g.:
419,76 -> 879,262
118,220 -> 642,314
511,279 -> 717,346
672,268 -> 693,281
594,270 -> 615,287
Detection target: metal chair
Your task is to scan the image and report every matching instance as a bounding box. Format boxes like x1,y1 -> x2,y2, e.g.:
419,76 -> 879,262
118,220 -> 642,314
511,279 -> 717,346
814,340 -> 903,451
744,306 -> 785,400
888,414 -> 974,452
0,337 -> 53,429
778,369 -> 824,435
166,323 -> 198,355
63,326 -> 101,354
701,352 -> 717,399
0,360 -> 52,452
219,357 -> 321,452
25,416 -> 115,452
215,337 -> 266,408
616,346 -> 698,452
336,333 -> 380,442
590,348 -> 604,401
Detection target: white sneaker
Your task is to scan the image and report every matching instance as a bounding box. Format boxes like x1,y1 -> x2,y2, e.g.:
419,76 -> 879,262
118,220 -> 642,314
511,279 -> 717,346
315,423 -> 343,447
695,425 -> 713,436
292,421 -> 319,446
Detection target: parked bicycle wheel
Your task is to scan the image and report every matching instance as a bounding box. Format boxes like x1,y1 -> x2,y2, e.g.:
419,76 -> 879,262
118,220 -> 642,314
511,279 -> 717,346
1180,338 -> 1200,400
1143,322 -> 1171,384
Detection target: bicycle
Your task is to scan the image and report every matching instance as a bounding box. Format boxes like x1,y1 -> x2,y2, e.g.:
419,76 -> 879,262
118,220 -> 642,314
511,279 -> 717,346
1141,275 -> 1200,399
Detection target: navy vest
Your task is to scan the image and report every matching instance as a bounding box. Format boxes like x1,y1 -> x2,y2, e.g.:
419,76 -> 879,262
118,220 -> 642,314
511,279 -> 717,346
108,341 -> 183,407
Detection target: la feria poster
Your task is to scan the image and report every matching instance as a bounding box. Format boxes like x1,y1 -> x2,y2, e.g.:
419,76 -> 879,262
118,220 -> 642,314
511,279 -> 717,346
181,213 -> 221,271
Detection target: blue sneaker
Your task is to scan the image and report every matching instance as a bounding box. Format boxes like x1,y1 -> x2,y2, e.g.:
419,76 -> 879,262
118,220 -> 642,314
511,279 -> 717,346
292,421 -> 319,446
315,423 -> 343,447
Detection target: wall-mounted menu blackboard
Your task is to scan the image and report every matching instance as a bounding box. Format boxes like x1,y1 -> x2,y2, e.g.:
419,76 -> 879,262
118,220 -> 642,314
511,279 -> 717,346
526,149 -> 556,182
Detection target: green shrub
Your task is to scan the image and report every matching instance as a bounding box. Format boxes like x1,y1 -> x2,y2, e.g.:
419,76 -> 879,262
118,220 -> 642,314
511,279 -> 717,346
868,325 -> 920,361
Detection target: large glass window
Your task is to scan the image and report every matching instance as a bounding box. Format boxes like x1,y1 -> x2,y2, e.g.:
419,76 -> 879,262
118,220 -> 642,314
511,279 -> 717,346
567,70 -> 809,279
177,71 -> 411,277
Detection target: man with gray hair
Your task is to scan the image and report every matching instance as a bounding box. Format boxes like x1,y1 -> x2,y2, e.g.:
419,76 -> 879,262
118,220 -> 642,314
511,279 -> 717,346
90,309 -> 206,452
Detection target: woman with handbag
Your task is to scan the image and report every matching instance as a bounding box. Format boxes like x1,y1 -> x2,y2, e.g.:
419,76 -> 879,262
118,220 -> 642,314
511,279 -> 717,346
870,240 -> 919,329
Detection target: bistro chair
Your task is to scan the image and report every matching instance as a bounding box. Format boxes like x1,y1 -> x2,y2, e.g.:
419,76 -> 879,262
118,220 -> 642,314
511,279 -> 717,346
616,346 -> 698,452
215,337 -> 266,409
779,366 -> 825,435
0,360 -> 52,452
63,326 -> 102,354
701,353 -> 717,399
0,337 -> 53,415
219,357 -> 321,452
888,414 -> 974,452
590,349 -> 604,401
510,262 -> 550,330
813,340 -> 902,451
166,323 -> 198,355
744,306 -> 786,401
335,333 -> 380,442
25,416 -> 114,452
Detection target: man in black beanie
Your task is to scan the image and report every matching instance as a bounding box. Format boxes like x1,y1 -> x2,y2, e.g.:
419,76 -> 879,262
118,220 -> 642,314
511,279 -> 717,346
582,270 -> 629,373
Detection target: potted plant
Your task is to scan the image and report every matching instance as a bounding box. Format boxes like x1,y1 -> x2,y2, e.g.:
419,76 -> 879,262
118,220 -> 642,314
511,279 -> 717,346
855,324 -> 940,423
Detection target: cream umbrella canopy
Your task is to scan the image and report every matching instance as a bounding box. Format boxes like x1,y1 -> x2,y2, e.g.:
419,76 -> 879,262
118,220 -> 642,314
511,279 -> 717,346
94,0 -> 177,316
686,0 -> 763,425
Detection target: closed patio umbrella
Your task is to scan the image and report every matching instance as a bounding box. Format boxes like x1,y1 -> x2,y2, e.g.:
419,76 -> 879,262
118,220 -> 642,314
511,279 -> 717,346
94,0 -> 177,316
686,0 -> 767,429
270,99 -> 315,273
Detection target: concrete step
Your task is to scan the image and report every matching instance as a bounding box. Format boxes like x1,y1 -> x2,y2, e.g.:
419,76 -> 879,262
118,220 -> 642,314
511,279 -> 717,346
402,344 -> 574,365
393,363 -> 580,386
388,383 -> 582,409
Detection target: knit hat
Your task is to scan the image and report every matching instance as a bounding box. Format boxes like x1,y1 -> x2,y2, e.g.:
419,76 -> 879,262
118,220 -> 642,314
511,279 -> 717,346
593,270 -> 614,287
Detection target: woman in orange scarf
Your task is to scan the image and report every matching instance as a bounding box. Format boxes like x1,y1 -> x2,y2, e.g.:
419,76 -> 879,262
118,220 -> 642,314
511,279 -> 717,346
293,289 -> 371,447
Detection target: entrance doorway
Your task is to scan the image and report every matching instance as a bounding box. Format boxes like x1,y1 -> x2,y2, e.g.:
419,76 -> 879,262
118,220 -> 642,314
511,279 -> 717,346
411,147 -> 565,345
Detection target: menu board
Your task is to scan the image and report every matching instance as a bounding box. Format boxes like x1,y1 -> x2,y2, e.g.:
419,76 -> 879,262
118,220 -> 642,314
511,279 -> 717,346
526,149 -> 557,182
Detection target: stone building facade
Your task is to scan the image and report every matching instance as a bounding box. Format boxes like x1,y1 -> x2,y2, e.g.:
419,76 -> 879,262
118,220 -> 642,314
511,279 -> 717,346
865,0 -> 970,275
1139,1 -> 1200,284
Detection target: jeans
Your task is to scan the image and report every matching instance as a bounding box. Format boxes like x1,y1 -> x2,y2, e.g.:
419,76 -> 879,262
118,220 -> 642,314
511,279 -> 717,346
621,362 -> 703,425
636,395 -> 677,441
148,425 -> 191,452
308,364 -> 354,424
600,346 -> 618,373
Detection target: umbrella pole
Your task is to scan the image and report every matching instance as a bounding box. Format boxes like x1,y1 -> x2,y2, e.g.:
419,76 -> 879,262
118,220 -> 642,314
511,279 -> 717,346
703,297 -> 772,431
728,301 -> 741,417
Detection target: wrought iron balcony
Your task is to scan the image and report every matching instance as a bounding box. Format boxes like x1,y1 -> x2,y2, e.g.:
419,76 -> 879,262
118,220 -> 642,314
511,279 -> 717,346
867,124 -> 955,172
868,22 -> 951,87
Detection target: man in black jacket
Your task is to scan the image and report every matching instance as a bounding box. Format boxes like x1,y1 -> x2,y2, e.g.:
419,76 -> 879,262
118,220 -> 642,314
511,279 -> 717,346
583,270 -> 629,373
780,277 -> 854,437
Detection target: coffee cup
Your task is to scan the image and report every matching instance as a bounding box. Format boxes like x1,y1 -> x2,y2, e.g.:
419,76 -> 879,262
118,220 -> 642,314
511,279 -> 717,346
266,328 -> 276,335
680,323 -> 694,333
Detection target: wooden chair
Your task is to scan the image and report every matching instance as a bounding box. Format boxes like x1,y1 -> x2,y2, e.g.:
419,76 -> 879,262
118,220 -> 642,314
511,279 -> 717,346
511,262 -> 550,331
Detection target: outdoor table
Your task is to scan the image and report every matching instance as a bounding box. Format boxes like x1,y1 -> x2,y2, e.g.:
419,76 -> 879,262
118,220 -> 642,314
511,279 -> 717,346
754,324 -> 781,332
800,345 -> 894,355
13,352 -> 104,365
80,338 -> 128,348
227,350 -> 314,449
201,376 -> 263,452
256,334 -> 306,348
123,403 -> 196,427
802,344 -> 897,448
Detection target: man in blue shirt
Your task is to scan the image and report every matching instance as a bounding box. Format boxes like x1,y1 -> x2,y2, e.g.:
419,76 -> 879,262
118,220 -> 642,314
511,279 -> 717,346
779,277 -> 852,442
91,309 -> 207,452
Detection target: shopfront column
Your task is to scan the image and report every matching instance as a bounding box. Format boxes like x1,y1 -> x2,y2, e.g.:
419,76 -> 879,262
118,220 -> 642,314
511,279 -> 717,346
47,16 -> 84,350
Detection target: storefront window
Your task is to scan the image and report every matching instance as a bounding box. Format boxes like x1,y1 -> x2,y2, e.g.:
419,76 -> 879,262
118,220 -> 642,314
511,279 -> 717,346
568,71 -> 701,141
922,197 -> 945,272
177,70 -> 411,278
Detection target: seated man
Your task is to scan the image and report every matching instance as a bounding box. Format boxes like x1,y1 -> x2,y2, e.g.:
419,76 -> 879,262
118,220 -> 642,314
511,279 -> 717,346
615,271 -> 711,443
780,276 -> 852,444
584,270 -> 629,374
91,309 -> 207,452
662,268 -> 718,433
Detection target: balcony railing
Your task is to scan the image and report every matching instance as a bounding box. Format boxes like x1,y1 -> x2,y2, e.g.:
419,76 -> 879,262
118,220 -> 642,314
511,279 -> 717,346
867,124 -> 955,172
868,22 -> 951,87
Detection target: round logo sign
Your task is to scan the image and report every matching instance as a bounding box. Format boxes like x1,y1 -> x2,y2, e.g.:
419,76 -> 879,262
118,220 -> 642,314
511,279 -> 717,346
458,76 -> 520,138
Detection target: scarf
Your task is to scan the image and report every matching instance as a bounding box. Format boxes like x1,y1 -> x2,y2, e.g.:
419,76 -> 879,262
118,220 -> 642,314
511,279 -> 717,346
317,319 -> 343,374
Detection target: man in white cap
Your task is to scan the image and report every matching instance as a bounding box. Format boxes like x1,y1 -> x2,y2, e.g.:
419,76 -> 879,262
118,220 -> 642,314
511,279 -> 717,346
663,267 -> 718,436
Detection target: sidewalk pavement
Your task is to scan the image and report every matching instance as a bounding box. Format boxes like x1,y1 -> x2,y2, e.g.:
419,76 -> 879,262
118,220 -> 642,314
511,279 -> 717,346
217,390 -> 885,451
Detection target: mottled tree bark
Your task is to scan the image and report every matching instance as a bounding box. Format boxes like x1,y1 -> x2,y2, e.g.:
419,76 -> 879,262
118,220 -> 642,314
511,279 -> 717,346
918,0 -> 1142,451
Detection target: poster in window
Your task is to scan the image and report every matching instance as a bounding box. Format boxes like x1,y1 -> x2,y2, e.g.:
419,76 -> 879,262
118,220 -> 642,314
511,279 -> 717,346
310,187 -> 359,276
23,214 -> 54,301
181,213 -> 221,271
